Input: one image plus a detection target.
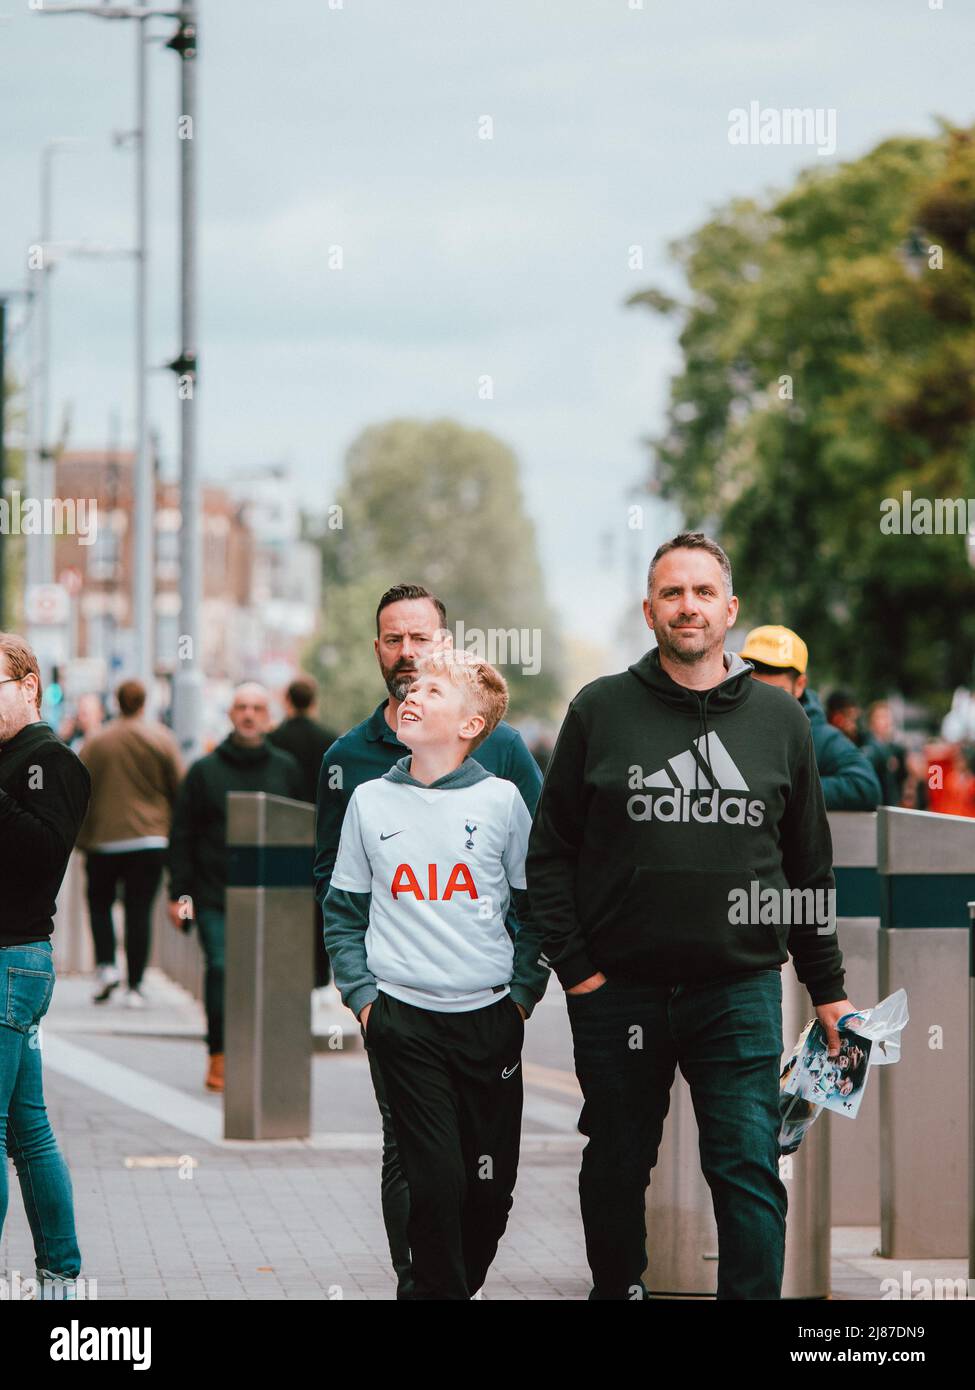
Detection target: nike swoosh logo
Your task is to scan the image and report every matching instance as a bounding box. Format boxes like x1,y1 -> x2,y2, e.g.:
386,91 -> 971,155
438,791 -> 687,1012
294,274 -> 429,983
501,1064 -> 520,1079
379,830 -> 406,841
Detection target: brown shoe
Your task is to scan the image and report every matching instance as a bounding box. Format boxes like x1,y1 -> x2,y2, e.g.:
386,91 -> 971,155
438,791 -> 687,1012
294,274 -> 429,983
205,1053 -> 225,1092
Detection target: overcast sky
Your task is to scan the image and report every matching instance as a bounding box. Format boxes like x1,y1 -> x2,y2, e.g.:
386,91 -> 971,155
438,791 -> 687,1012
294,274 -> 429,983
2,0 -> 973,661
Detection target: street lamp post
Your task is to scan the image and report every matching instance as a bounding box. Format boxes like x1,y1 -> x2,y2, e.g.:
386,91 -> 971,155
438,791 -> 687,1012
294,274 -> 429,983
167,4 -> 201,760
37,2 -> 193,728
34,137 -> 83,595
134,12 -> 152,701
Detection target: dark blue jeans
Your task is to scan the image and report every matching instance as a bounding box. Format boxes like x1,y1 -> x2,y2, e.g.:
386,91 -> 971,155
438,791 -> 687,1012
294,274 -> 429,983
0,942 -> 82,1280
566,967 -> 787,1300
195,910 -> 225,1056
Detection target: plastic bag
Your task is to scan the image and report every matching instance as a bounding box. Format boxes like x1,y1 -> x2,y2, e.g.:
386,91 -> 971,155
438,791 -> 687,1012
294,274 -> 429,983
777,988 -> 909,1156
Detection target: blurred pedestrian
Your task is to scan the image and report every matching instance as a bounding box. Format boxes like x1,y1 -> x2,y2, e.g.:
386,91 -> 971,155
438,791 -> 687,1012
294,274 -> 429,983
269,675 -> 338,989
268,675 -> 337,800
77,679 -> 184,1007
529,734 -> 554,777
862,701 -> 908,806
924,741 -> 975,817
825,689 -> 860,743
59,691 -> 105,751
167,683 -> 302,1092
740,627 -> 881,810
0,631 -> 90,1298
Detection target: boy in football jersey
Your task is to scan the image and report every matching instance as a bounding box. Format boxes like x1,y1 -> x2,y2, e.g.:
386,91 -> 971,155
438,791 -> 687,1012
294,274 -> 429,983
323,650 -> 549,1300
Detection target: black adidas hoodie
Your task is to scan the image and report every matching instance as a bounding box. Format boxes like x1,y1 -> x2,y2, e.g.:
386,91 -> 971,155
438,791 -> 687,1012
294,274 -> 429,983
525,647 -> 845,1006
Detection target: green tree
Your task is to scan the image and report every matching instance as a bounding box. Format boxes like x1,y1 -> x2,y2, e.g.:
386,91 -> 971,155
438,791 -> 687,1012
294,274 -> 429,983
629,123 -> 975,714
305,418 -> 563,730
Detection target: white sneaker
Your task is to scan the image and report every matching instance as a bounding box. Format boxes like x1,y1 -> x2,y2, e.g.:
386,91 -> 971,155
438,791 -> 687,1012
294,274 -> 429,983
36,1270 -> 79,1300
124,988 -> 147,1009
92,964 -> 120,1004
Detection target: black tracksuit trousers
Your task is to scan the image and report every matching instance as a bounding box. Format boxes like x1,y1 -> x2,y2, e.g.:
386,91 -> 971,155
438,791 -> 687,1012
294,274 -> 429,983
364,990 -> 524,1300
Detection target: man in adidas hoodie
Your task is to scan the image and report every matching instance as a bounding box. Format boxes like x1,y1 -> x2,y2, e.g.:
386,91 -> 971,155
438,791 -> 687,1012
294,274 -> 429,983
525,532 -> 855,1301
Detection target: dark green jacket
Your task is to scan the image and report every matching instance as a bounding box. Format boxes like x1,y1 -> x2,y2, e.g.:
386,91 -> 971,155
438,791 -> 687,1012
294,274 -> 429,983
800,689 -> 881,812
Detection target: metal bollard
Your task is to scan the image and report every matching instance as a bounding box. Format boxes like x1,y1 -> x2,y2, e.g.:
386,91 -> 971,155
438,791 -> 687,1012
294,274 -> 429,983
877,807 -> 975,1259
828,812 -> 880,1226
224,792 -> 315,1140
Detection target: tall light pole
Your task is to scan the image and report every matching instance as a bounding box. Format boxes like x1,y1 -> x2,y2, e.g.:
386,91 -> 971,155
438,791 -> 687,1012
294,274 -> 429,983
33,137 -> 83,595
133,11 -> 151,697
37,3 -> 187,711
165,3 -> 200,759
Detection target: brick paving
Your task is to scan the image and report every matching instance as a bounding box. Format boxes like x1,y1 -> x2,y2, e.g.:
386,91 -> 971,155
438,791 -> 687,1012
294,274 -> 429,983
1,970 -> 967,1300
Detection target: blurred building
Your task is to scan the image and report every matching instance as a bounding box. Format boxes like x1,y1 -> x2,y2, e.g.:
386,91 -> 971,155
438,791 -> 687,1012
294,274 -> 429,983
226,463 -> 321,690
54,450 -> 254,682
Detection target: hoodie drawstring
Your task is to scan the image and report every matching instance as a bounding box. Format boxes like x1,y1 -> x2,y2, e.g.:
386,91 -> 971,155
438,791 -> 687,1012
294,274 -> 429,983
693,688 -> 715,803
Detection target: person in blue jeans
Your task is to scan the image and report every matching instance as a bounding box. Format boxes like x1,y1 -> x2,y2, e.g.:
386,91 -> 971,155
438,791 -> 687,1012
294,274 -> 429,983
0,943 -> 82,1294
0,631 -> 91,1297
526,535 -> 856,1299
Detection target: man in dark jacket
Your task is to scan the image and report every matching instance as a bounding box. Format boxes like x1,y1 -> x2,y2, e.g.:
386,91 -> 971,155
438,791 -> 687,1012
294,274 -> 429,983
526,536 -> 855,1302
862,701 -> 908,806
168,682 -> 302,1091
268,675 -> 337,802
740,626 -> 881,811
0,631 -> 90,1295
269,675 -> 338,989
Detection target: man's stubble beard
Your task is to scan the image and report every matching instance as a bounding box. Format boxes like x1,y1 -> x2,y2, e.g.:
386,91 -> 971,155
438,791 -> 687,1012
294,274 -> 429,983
653,616 -> 723,667
381,662 -> 415,702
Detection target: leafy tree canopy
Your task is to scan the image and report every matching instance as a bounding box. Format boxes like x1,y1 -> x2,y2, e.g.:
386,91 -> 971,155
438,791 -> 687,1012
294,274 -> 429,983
306,418 -> 563,731
629,122 -> 975,713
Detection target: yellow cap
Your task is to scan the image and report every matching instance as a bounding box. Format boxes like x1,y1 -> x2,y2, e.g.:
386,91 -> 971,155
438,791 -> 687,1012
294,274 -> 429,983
740,625 -> 808,675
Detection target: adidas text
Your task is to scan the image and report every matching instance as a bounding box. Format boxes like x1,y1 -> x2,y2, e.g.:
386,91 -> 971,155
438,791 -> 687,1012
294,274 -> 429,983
627,789 -> 764,826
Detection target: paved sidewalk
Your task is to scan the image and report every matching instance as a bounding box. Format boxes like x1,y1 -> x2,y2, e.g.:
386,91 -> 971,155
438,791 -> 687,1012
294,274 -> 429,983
1,970 -> 967,1300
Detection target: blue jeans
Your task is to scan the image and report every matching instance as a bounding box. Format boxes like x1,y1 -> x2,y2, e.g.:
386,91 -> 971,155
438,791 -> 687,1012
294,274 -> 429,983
566,967 -> 787,1300
196,910 -> 226,1056
0,942 -> 82,1280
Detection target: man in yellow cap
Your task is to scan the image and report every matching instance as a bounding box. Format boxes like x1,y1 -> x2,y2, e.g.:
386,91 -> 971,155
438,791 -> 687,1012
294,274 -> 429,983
740,626 -> 881,811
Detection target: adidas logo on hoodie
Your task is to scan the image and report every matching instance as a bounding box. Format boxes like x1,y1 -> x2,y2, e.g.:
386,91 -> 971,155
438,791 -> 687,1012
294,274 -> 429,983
626,731 -> 766,826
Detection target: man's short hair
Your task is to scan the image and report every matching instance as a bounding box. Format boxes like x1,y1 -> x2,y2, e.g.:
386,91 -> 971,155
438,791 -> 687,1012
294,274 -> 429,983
748,659 -> 802,682
647,532 -> 734,598
116,679 -> 146,717
0,631 -> 42,710
231,681 -> 270,705
376,584 -> 447,637
286,676 -> 317,713
826,690 -> 858,718
412,650 -> 508,753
